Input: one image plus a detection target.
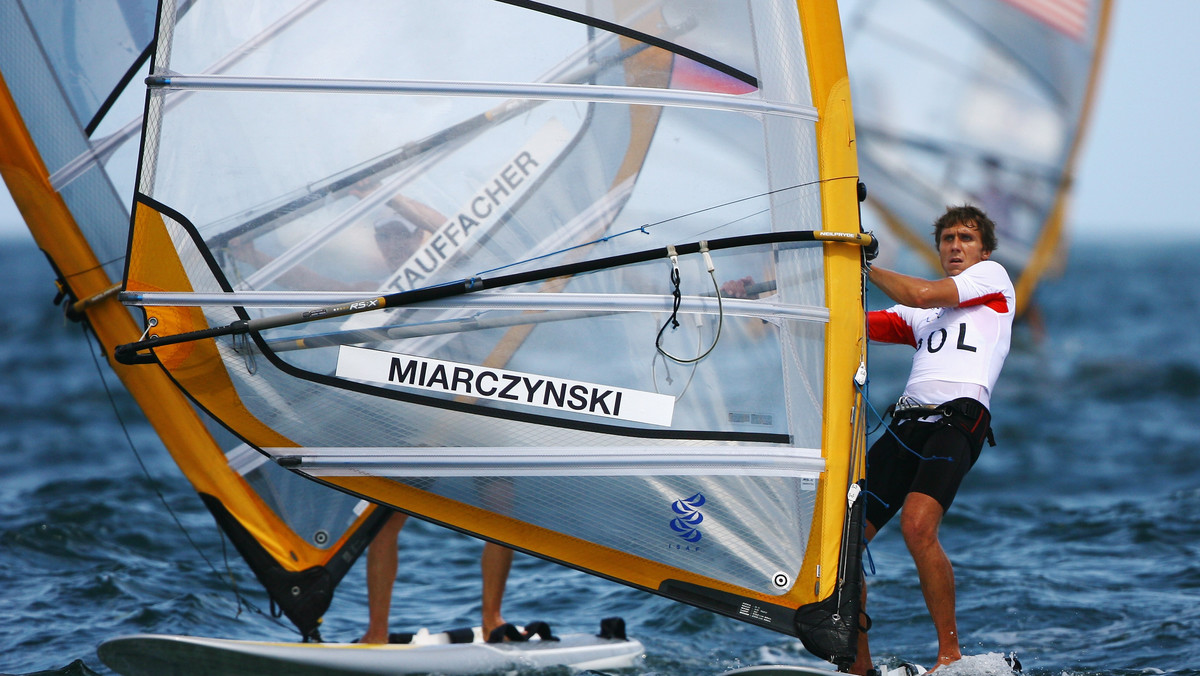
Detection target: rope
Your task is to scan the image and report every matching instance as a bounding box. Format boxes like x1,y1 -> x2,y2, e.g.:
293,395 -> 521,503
82,321 -> 294,635
655,242 -> 723,364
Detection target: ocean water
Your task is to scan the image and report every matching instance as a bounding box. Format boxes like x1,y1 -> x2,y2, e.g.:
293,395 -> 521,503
2,236 -> 1198,676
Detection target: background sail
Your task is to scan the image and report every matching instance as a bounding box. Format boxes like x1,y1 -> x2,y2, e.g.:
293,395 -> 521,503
123,0 -> 867,663
842,0 -> 1112,311
0,0 -> 388,640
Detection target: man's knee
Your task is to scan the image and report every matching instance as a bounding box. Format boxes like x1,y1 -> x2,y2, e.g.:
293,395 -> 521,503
899,494 -> 942,549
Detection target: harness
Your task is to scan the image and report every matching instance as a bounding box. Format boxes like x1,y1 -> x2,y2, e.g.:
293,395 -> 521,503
887,396 -> 996,449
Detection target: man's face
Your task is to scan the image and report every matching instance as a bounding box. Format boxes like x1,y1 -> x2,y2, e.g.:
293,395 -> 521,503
938,222 -> 990,276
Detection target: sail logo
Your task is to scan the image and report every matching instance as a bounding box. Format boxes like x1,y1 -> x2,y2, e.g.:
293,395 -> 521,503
381,144 -> 545,294
381,119 -> 570,293
669,493 -> 705,543
335,346 -> 675,426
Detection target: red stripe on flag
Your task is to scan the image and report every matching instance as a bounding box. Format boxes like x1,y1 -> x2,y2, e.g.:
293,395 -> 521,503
1002,0 -> 1090,40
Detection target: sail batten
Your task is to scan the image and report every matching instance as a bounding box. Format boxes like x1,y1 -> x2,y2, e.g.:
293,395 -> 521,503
121,290 -> 831,322
147,74 -> 819,119
279,445 -> 824,477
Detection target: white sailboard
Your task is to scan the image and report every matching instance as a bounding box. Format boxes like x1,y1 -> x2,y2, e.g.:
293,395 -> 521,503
99,628 -> 643,676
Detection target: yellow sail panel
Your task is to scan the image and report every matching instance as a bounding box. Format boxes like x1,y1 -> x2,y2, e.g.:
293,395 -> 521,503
121,198 -> 372,572
795,0 -> 866,604
127,202 -> 298,451
126,204 -> 213,368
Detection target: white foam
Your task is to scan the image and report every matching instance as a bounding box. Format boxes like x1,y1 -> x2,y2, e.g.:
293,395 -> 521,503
929,652 -> 1020,676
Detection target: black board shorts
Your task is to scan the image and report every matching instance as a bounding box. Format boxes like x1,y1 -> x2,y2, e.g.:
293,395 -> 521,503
864,418 -> 983,530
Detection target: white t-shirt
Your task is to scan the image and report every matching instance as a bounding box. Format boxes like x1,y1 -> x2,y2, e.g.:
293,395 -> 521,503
868,260 -> 1015,410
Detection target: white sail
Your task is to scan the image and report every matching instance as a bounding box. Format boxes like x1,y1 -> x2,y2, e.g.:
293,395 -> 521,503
112,0 -> 870,667
842,0 -> 1111,309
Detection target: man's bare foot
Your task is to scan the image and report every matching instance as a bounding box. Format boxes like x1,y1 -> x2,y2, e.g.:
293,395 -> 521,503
925,654 -> 961,673
357,629 -> 388,644
482,618 -> 506,640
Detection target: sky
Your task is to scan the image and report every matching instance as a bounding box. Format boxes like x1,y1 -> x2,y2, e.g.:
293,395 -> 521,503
1,1 -> 1198,242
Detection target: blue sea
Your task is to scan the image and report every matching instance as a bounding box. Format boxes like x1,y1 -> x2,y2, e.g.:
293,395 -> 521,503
2,235 -> 1198,676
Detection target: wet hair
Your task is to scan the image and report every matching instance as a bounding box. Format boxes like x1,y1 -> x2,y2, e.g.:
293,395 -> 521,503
932,205 -> 998,253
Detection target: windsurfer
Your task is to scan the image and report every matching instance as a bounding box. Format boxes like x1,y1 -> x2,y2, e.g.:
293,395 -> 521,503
852,205 -> 1014,673
354,181 -> 516,645
359,510 -> 514,644
349,181 -> 443,274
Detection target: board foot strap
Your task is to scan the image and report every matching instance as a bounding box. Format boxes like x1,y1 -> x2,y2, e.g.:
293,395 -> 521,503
486,621 -> 559,643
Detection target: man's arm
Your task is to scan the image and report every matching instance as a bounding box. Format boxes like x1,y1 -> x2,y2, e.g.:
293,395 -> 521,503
867,266 -> 960,309
389,194 -> 445,234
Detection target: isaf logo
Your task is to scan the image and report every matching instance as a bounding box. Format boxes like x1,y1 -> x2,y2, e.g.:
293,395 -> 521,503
669,493 -> 705,543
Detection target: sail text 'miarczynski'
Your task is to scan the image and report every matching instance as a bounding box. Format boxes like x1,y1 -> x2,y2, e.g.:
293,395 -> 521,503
388,355 -> 623,416
334,346 -> 676,426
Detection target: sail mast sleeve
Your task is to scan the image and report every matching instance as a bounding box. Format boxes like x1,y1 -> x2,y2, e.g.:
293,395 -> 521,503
796,0 -> 868,621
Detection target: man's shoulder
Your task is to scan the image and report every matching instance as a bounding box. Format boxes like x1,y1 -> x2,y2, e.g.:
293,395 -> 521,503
968,259 -> 1010,277
960,259 -> 1014,289
952,260 -> 1015,314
